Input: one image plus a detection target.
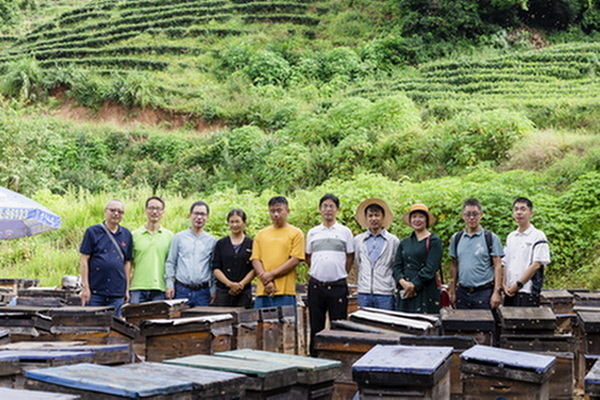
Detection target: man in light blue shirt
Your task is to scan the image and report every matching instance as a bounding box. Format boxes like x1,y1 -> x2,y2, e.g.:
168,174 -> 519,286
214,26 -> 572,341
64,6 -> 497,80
448,198 -> 504,310
165,201 -> 217,307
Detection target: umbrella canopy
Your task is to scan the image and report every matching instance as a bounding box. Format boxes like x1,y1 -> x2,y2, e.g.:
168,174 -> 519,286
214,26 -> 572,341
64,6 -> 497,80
0,187 -> 61,240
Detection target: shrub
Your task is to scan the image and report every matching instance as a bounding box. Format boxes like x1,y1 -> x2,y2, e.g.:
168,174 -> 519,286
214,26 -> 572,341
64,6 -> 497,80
245,50 -> 291,86
0,58 -> 44,100
439,109 -> 534,171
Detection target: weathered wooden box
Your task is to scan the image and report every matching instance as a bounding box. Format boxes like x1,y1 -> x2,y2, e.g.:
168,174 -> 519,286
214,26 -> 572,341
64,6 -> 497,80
217,349 -> 340,399
399,335 -> 475,399
441,308 -> 495,345
257,307 -> 281,353
0,306 -> 50,339
500,333 -> 575,353
574,292 -> 600,307
578,310 -> 600,354
536,351 -> 574,400
498,306 -> 556,335
142,314 -> 233,362
314,329 -> 401,399
25,363 -> 194,399
121,299 -> 188,327
16,288 -> 79,308
0,341 -> 133,366
460,345 -> 555,400
183,306 -> 258,350
165,353 -> 297,398
0,386 -> 80,399
541,289 -> 574,314
331,319 -> 404,335
352,344 -> 453,399
119,362 -> 246,400
586,359 -> 600,399
349,308 -> 436,336
279,305 -> 297,355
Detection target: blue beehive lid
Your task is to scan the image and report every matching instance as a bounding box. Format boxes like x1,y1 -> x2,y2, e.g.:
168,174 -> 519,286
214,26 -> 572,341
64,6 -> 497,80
352,345 -> 453,388
460,345 -> 555,384
25,363 -> 193,398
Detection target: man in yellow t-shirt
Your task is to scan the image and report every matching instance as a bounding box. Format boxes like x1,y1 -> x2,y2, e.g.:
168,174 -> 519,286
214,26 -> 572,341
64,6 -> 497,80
251,196 -> 305,308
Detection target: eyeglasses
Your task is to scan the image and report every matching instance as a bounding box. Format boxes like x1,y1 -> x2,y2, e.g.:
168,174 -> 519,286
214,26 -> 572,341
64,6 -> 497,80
463,212 -> 480,217
147,207 -> 164,212
192,212 -> 208,217
106,208 -> 125,215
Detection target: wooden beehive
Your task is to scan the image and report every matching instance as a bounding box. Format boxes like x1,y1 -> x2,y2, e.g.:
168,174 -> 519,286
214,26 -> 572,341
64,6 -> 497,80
352,344 -> 453,399
441,308 -> 495,345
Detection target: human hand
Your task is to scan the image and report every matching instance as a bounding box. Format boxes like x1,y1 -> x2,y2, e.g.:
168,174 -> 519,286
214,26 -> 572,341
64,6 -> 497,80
165,288 -> 175,300
265,281 -> 276,296
80,287 -> 90,306
503,284 -> 517,297
490,291 -> 502,309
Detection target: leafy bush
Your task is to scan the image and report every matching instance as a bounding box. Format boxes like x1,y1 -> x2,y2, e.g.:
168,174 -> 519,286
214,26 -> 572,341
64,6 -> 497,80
245,50 -> 292,86
0,58 -> 44,100
439,109 -> 534,171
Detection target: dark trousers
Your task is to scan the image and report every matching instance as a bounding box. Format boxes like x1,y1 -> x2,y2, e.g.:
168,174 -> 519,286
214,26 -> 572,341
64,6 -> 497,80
456,286 -> 493,310
214,287 -> 253,308
504,292 -> 540,307
308,278 -> 348,357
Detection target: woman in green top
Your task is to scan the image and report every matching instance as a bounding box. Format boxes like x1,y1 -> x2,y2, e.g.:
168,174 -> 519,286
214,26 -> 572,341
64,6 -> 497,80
393,204 -> 442,313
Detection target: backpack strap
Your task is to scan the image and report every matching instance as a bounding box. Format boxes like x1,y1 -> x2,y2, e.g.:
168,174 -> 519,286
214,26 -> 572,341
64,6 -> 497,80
484,229 -> 493,265
529,240 -> 549,295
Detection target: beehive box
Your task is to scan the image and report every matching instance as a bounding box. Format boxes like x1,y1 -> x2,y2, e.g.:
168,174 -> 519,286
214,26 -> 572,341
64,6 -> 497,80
0,387 -> 80,399
541,289 -> 574,314
460,345 -> 555,400
142,314 -> 233,362
217,349 -> 340,399
441,308 -> 495,345
498,306 -> 556,335
586,359 -> 600,399
121,299 -> 188,327
165,353 -> 297,399
25,363 -> 193,399
183,306 -> 259,350
352,344 -> 453,399
349,308 -> 436,336
119,362 -> 246,400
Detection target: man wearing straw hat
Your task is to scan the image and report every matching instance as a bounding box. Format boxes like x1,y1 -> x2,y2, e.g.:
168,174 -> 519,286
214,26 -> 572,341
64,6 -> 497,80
354,198 -> 400,310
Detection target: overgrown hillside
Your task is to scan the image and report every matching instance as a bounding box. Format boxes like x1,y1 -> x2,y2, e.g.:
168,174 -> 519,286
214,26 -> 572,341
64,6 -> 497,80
0,0 -> 599,288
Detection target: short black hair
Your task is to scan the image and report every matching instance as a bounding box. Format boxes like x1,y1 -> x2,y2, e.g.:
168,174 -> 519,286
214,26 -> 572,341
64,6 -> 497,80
227,208 -> 247,222
190,201 -> 210,215
268,196 -> 288,207
463,198 -> 482,211
513,197 -> 533,210
145,196 -> 165,209
365,203 -> 384,216
319,193 -> 340,208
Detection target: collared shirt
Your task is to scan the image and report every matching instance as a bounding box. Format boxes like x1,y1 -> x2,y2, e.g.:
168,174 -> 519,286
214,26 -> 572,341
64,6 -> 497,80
365,230 -> 386,264
306,222 -> 354,282
131,225 -> 174,291
503,224 -> 550,294
165,229 -> 216,290
449,227 -> 504,287
80,223 -> 133,297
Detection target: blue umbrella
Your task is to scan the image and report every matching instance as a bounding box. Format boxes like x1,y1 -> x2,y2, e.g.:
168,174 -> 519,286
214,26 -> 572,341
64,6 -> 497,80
0,187 -> 61,240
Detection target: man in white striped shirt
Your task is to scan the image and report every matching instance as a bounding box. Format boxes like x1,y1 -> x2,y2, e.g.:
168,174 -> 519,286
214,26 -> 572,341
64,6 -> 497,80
305,194 -> 354,357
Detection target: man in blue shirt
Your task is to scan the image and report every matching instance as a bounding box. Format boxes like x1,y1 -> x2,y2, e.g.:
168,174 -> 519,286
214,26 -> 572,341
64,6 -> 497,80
80,199 -> 133,317
165,201 -> 217,307
448,198 -> 504,310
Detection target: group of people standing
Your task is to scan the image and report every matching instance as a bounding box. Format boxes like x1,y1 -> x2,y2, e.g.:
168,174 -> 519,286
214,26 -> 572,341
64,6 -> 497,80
79,194 -> 550,358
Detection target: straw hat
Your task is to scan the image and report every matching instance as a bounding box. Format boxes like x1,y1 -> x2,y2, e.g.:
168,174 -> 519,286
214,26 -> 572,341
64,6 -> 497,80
402,204 -> 436,228
355,198 -> 394,229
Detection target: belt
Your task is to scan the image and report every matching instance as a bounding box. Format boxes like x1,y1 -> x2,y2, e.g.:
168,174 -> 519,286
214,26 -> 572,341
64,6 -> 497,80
175,279 -> 210,290
309,277 -> 347,287
458,281 -> 494,293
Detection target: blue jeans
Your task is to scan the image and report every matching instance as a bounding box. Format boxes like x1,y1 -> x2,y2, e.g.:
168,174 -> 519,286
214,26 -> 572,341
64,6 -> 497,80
174,283 -> 211,307
456,286 -> 493,309
357,293 -> 394,310
254,295 -> 296,309
88,294 -> 124,317
129,290 -> 166,304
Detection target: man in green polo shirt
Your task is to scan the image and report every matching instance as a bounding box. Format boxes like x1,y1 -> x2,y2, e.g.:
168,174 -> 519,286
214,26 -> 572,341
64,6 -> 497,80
130,196 -> 174,303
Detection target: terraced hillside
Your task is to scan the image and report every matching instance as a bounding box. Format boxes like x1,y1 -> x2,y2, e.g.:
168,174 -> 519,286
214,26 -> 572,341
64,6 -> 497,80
352,42 -> 600,124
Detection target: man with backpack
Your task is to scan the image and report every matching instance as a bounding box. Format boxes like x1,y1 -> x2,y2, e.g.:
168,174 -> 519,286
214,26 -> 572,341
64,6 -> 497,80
448,198 -> 504,309
502,197 -> 550,307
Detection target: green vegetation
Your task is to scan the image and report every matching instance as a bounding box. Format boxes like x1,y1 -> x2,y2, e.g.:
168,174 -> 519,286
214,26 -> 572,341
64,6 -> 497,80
0,0 -> 599,289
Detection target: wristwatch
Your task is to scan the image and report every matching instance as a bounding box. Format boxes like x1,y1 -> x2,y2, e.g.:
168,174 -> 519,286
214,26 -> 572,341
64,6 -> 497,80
516,280 -> 524,289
